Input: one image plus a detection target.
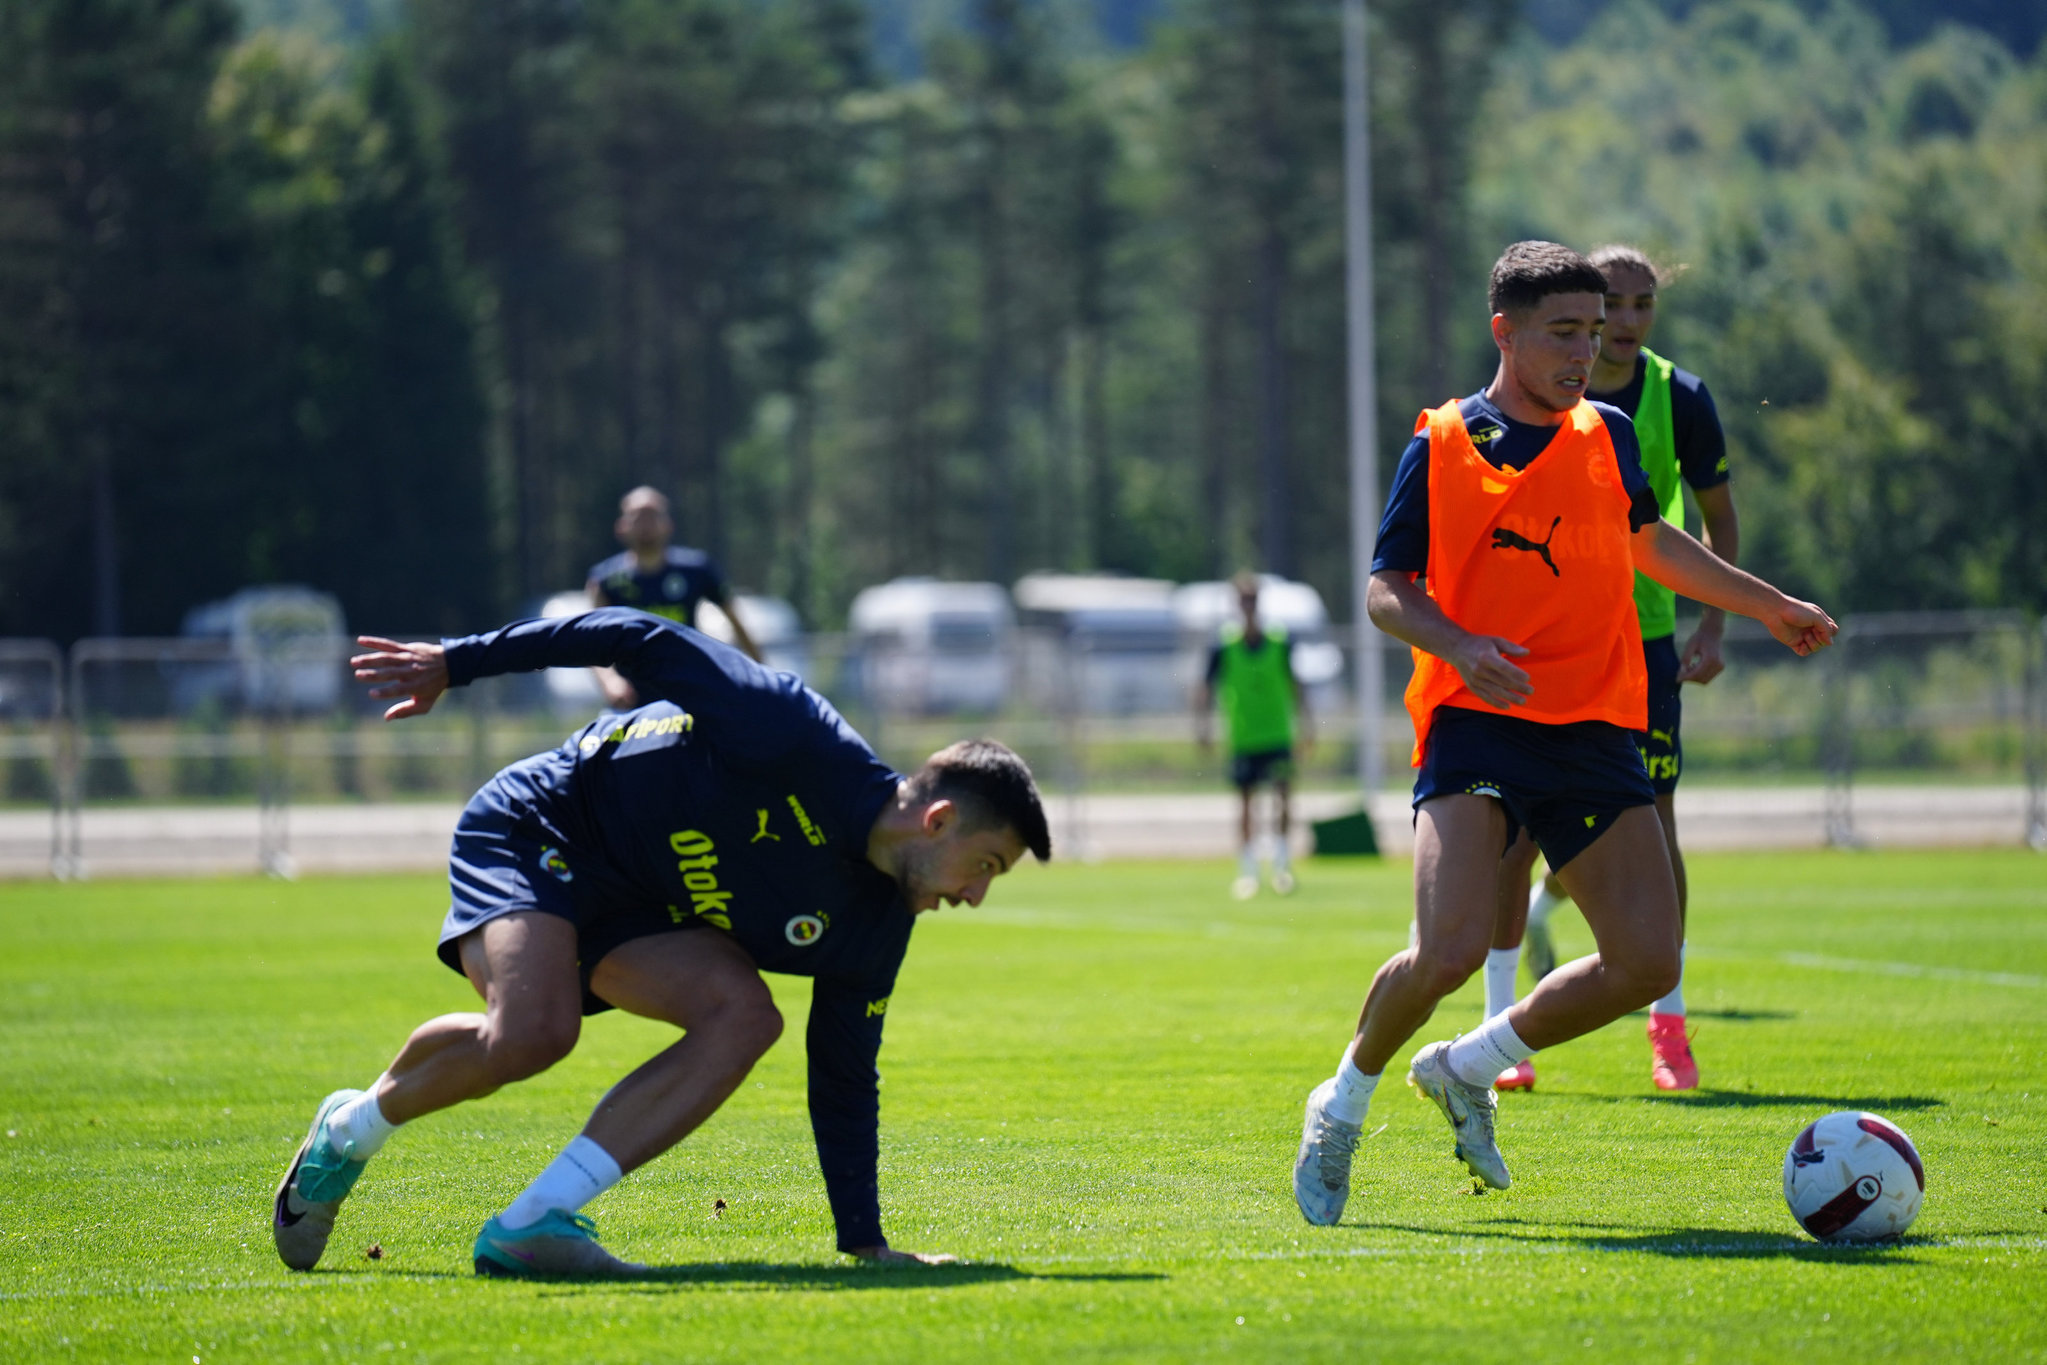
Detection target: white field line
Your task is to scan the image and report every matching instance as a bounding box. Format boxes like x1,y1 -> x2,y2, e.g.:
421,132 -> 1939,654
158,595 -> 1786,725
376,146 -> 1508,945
969,908 -> 2047,989
7,1236 -> 2043,1301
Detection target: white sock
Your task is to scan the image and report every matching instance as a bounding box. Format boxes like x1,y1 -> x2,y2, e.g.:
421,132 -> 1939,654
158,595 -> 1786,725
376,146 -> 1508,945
1651,943 -> 1687,1017
1238,844 -> 1258,879
1444,1013 -> 1534,1088
1528,879 -> 1565,929
1483,948 -> 1519,1021
1272,836 -> 1292,873
326,1085 -> 398,1160
1325,1051 -> 1380,1125
500,1135 -> 624,1230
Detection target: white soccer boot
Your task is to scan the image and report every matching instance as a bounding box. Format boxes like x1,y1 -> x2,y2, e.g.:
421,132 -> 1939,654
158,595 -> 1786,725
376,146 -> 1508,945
1292,1078 -> 1362,1225
1407,1040 -> 1511,1190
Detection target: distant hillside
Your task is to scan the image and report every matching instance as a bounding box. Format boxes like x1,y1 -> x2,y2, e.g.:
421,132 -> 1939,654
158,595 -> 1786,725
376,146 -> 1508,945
234,0 -> 2047,62
1526,0 -> 2047,53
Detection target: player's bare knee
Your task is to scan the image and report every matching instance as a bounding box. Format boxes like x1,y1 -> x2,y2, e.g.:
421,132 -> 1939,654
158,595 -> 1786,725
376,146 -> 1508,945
482,1011 -> 580,1082
726,994 -> 784,1058
1412,942 -> 1486,997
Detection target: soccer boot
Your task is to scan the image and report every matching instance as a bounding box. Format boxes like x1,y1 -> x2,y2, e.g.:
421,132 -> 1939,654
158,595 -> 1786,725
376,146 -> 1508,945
273,1089 -> 370,1271
1648,1013 -> 1699,1091
1494,1058 -> 1536,1092
1292,1078 -> 1362,1226
1271,867 -> 1297,896
1522,918 -> 1557,982
1407,1041 -> 1512,1190
1231,874 -> 1259,900
474,1210 -> 647,1279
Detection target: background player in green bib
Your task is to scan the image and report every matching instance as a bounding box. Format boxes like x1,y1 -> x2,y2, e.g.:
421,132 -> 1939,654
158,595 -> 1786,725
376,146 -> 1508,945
1483,245 -> 1739,1092
1196,572 -> 1312,898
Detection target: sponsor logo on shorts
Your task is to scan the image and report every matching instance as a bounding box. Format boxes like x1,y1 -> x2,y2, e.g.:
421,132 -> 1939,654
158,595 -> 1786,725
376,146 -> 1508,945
866,996 -> 890,1018
1464,782 -> 1502,799
539,846 -> 573,882
669,829 -> 734,924
785,914 -> 826,945
785,794 -> 826,846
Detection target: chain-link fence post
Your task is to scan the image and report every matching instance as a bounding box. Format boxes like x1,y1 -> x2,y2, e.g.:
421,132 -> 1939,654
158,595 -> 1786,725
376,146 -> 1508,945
2030,616 -> 2046,851
1821,618 -> 1857,848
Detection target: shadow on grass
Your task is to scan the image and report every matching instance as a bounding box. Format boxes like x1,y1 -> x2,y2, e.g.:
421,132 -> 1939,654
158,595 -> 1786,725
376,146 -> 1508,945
1576,1089 -> 1945,1111
479,1261 -> 1169,1294
1361,1220 -> 1930,1262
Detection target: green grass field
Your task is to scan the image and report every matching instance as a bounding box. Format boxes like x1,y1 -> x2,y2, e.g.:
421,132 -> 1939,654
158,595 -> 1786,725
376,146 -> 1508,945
3,851 -> 2044,1362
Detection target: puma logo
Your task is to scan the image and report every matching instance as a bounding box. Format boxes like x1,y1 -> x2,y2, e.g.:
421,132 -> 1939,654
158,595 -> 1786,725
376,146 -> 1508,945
750,809 -> 781,843
1649,728 -> 1674,746
1491,516 -> 1561,577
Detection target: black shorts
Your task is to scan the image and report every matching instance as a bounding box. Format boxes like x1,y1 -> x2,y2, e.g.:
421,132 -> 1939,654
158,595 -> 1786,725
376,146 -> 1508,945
1230,747 -> 1295,789
440,791 -> 702,1016
1638,634 -> 1682,795
1413,706 -> 1655,871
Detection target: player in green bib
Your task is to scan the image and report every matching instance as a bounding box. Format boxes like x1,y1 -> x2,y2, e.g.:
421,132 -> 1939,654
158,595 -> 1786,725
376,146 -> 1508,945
1196,573 -> 1312,898
1480,245 -> 1740,1093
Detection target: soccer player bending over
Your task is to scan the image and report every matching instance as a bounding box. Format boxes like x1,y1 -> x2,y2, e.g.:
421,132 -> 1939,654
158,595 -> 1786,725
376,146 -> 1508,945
272,609 -> 1049,1275
1292,242 -> 1833,1224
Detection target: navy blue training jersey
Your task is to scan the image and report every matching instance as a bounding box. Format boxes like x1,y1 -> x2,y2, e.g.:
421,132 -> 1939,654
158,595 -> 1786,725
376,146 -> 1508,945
587,545 -> 728,627
1587,353 -> 1730,492
1372,393 -> 1661,576
441,609 -> 904,1250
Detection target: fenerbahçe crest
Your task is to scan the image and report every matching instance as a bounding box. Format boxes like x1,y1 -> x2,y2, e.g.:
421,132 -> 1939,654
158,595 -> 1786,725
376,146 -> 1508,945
539,846 -> 573,883
785,913 -> 827,946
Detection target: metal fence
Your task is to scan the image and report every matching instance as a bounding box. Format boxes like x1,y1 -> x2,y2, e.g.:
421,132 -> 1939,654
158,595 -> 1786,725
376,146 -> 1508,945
1,611 -> 2041,877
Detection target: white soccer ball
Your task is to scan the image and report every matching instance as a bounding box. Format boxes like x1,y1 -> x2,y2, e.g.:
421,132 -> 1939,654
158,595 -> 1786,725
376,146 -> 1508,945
1783,1111 -> 1925,1242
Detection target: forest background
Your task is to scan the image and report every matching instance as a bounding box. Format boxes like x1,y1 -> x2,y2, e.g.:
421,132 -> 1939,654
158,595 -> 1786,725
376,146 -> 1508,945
3,0 -> 2044,641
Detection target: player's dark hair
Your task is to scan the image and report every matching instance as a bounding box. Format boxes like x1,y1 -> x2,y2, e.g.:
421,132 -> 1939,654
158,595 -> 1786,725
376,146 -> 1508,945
1488,241 -> 1608,317
907,739 -> 1052,862
1587,243 -> 1685,290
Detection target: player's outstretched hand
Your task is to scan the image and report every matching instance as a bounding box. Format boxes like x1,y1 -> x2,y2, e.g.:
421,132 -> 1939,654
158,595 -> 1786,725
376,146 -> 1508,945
1762,598 -> 1837,658
1449,634 -> 1533,709
1676,622 -> 1726,684
351,635 -> 450,721
850,1245 -> 958,1267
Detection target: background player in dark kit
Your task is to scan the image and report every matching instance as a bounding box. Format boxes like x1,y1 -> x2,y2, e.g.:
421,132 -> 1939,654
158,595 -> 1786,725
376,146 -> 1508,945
587,485 -> 763,707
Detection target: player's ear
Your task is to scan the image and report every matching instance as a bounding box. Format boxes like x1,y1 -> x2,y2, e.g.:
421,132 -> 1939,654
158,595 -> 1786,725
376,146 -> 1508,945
920,798 -> 956,837
1491,311 -> 1514,350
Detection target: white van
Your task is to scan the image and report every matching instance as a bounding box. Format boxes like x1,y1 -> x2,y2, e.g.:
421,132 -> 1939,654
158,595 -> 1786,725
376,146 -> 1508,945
848,578 -> 1013,715
176,585 -> 347,714
1172,575 -> 1346,706
1013,573 -> 1181,715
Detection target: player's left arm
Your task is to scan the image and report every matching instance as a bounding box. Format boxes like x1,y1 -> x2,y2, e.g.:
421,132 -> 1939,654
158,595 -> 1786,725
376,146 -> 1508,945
351,609 -> 752,722
807,975 -> 956,1266
712,588 -> 766,664
1287,637 -> 1313,751
1632,520 -> 1833,657
1678,482 -> 1741,683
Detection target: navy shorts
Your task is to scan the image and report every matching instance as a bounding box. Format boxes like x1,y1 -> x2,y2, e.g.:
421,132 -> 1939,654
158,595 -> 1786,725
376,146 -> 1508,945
1413,706 -> 1655,871
1230,747 -> 1295,789
440,792 -> 701,1016
1638,634 -> 1682,795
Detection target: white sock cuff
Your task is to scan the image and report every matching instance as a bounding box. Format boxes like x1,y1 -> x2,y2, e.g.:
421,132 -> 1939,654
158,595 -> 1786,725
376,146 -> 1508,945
1483,947 -> 1519,1020
1328,1051 -> 1381,1125
1446,1014 -> 1534,1087
327,1085 -> 399,1160
563,1135 -> 623,1187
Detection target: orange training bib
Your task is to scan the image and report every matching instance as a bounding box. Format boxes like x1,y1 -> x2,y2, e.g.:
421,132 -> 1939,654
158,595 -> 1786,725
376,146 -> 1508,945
1402,398 -> 1648,764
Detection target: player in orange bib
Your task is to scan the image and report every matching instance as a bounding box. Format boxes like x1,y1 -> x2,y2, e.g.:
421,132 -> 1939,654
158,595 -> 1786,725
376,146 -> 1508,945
1291,243 -> 1834,1222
